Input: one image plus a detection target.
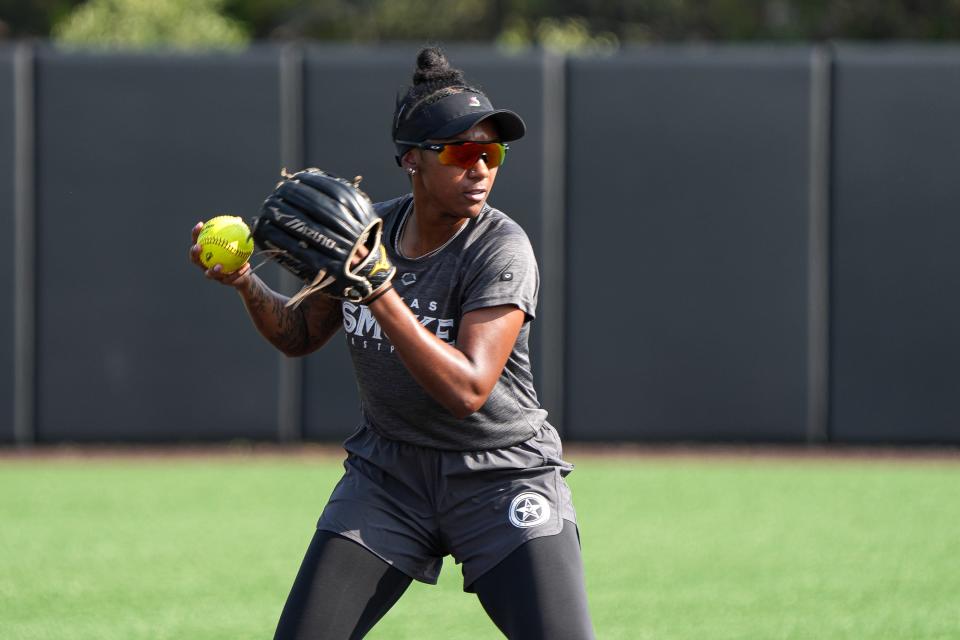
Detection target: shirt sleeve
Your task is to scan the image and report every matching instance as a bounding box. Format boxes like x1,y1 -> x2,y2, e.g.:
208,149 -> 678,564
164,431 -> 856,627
460,225 -> 539,321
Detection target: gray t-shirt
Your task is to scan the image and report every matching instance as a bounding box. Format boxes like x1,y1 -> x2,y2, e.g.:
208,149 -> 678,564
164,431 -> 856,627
340,194 -> 547,450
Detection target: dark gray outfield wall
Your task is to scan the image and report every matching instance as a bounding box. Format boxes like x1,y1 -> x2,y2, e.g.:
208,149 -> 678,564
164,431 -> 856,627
0,47 -> 14,442
33,47 -> 284,442
565,49 -> 816,441
4,44 -> 959,444
830,46 -> 960,443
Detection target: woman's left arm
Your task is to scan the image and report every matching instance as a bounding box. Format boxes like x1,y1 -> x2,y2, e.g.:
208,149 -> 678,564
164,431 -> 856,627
368,291 -> 525,419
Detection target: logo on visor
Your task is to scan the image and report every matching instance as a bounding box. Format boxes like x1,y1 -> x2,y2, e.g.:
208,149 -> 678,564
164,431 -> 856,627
468,96 -> 482,107
508,492 -> 551,528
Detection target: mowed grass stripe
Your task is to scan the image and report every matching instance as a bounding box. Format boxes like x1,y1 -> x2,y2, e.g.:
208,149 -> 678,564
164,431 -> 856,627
0,456 -> 957,639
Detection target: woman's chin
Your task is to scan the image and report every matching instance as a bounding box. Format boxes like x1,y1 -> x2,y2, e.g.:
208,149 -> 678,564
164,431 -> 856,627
462,199 -> 488,218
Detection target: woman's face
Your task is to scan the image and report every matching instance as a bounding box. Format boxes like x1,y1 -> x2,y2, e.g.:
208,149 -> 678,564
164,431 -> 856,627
406,120 -> 501,220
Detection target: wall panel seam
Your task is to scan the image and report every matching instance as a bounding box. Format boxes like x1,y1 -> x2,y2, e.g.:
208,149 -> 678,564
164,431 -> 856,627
805,45 -> 832,443
13,43 -> 35,446
539,52 -> 567,435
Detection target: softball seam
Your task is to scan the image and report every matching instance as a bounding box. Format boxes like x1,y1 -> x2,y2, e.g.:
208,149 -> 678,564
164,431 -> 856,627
200,234 -> 252,260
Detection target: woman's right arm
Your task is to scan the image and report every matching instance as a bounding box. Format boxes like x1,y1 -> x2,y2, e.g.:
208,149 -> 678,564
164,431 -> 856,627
190,221 -> 342,357
235,274 -> 343,357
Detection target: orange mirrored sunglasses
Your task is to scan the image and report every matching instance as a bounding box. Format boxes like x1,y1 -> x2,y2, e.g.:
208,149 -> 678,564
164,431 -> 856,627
396,140 -> 509,170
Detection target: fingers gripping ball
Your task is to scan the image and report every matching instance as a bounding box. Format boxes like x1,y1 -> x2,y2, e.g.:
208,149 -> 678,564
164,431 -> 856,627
197,215 -> 254,273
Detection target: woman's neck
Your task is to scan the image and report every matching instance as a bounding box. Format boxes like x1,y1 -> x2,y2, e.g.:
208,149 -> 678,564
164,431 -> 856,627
399,196 -> 469,259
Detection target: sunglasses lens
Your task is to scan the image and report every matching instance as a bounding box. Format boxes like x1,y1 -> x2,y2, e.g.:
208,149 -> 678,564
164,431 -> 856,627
437,143 -> 506,169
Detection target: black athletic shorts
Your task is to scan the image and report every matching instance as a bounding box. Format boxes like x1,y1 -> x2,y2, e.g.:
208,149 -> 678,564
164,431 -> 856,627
316,422 -> 578,591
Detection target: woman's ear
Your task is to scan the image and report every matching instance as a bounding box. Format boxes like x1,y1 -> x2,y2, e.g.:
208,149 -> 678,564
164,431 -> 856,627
400,149 -> 419,173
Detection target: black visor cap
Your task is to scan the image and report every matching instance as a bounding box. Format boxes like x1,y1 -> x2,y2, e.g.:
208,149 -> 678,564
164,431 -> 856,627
394,90 -> 526,158
426,108 -> 526,142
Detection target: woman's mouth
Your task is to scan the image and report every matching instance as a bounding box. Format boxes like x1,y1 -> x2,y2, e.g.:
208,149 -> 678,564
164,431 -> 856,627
464,188 -> 486,202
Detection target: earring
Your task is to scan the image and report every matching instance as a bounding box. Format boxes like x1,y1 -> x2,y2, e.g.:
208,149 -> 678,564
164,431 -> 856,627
407,168 -> 416,176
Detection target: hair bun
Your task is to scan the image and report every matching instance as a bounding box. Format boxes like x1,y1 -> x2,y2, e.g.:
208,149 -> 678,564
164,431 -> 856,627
413,47 -> 464,86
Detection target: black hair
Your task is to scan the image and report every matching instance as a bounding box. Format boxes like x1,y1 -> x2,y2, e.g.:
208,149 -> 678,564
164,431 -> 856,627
392,47 -> 481,139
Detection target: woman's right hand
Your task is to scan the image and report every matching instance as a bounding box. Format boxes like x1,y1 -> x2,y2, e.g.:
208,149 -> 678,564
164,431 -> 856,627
189,221 -> 253,290
189,221 -> 342,356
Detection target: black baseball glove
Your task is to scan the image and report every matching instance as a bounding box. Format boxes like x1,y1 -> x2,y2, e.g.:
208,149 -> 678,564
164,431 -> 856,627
252,168 -> 395,306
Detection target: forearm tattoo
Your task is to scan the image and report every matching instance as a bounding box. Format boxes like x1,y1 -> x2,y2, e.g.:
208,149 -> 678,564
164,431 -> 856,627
244,276 -> 308,354
243,276 -> 342,355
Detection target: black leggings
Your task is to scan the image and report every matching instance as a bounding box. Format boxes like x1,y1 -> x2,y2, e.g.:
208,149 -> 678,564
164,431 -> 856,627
274,520 -> 594,639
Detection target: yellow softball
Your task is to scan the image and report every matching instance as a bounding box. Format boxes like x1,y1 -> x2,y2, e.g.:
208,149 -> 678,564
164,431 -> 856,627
197,215 -> 254,274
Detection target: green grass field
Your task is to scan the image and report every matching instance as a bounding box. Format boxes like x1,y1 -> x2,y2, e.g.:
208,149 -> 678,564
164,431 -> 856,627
1,452 -> 958,639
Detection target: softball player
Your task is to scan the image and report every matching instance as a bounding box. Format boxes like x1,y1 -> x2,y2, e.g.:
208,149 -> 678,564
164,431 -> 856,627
190,47 -> 594,639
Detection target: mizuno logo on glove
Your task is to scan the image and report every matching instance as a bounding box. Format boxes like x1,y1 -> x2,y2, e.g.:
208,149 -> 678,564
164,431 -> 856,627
272,209 -> 337,250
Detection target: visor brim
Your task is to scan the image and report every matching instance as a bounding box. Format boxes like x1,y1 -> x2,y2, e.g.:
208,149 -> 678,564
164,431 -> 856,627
426,109 -> 526,142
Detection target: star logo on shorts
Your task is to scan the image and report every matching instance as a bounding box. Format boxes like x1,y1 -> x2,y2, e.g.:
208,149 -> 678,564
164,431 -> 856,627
516,499 -> 542,521
508,492 -> 551,528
